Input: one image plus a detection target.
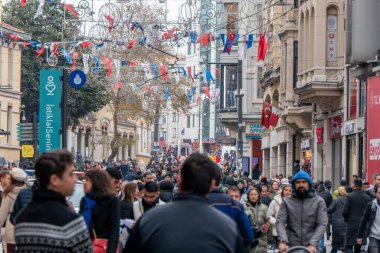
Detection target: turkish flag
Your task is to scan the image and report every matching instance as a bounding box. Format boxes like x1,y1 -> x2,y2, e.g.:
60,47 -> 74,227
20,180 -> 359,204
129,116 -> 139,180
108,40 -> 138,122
270,106 -> 281,127
261,102 -> 272,128
258,33 -> 268,61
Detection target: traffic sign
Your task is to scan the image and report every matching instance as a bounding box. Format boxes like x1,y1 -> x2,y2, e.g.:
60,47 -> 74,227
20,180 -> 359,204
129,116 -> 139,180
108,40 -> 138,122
69,70 -> 87,89
22,145 -> 34,158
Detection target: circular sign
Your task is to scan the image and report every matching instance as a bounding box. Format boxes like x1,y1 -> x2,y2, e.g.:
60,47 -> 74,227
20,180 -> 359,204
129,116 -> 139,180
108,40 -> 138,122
159,137 -> 165,141
69,70 -> 87,89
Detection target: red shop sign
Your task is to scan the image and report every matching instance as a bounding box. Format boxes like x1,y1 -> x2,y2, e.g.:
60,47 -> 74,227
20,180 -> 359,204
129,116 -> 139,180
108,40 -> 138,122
315,128 -> 323,135
329,116 -> 343,139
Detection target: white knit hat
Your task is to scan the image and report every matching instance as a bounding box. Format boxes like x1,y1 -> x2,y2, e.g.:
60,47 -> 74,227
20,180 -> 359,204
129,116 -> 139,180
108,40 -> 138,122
11,168 -> 27,182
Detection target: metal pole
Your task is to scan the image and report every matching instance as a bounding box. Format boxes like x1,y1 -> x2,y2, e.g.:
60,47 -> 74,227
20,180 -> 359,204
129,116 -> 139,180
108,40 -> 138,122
33,112 -> 38,161
199,98 -> 203,154
62,69 -> 68,150
237,60 -> 243,166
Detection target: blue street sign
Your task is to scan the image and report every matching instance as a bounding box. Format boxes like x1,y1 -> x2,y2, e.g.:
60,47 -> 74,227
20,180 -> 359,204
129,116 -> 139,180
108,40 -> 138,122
69,70 -> 87,89
39,70 -> 62,154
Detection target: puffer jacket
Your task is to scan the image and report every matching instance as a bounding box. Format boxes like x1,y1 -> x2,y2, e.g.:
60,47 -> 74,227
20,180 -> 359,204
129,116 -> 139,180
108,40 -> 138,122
276,171 -> 328,247
266,194 -> 283,236
244,202 -> 268,253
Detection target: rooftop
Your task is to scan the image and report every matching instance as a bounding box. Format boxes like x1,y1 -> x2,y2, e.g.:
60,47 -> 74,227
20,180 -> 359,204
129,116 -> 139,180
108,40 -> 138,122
0,21 -> 32,40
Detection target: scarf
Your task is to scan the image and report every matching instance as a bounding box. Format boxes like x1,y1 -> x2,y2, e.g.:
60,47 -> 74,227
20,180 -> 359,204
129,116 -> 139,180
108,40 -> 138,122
82,193 -> 96,229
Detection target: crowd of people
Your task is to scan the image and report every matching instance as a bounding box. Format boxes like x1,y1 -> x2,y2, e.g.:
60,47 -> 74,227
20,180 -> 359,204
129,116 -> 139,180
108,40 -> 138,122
0,150 -> 378,253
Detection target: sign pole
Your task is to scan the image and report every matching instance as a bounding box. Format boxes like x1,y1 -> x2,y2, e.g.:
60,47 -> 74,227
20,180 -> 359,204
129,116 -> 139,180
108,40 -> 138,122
33,112 -> 38,161
62,69 -> 68,150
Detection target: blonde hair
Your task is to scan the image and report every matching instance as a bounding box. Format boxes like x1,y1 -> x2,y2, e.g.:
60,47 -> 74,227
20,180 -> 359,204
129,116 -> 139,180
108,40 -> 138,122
338,186 -> 348,196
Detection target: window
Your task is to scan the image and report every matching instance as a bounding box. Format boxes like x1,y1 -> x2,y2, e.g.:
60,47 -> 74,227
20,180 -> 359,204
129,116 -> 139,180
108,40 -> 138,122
163,131 -> 167,141
294,0 -> 299,8
173,113 -> 177,122
257,67 -> 263,98
172,128 -> 176,138
192,115 -> 195,128
293,41 -> 299,89
187,116 -> 191,128
224,3 -> 238,35
327,8 -> 338,64
222,65 -> 238,109
162,116 -> 166,124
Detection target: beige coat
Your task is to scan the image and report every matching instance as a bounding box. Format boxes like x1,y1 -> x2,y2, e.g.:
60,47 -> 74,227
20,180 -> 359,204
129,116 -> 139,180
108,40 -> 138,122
133,199 -> 165,221
0,186 -> 25,244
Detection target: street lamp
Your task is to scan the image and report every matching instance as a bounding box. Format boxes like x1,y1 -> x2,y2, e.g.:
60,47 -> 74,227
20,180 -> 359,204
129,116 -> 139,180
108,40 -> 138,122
0,129 -> 11,138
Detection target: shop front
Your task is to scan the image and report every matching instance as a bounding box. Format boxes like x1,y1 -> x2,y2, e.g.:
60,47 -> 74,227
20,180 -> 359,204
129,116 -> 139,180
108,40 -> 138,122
329,116 -> 343,188
245,123 -> 263,179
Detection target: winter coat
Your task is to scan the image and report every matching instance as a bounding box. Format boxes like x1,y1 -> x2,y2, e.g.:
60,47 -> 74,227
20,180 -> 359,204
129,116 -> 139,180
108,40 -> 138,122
244,202 -> 268,253
10,183 -> 39,224
0,186 -> 25,244
125,194 -> 245,253
327,196 -> 347,250
276,171 -> 328,247
120,198 -> 134,220
133,198 -> 165,220
317,186 -> 333,208
267,194 -> 283,236
15,189 -> 92,253
357,200 -> 378,239
160,190 -> 173,202
80,196 -> 120,253
343,189 -> 371,245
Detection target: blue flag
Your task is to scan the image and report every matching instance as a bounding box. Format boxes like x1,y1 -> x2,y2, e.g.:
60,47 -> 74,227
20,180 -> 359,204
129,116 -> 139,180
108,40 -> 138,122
247,34 -> 254,49
151,64 -> 159,79
93,56 -> 99,73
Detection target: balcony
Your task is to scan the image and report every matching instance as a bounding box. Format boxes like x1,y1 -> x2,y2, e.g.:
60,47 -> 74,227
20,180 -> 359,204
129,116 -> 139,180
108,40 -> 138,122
261,66 -> 280,89
282,105 -> 313,130
294,68 -> 343,111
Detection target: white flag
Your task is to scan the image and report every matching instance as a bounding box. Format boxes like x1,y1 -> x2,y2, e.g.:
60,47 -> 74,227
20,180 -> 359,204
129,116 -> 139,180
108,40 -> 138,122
34,0 -> 45,19
238,42 -> 245,60
83,54 -> 90,74
114,59 -> 120,79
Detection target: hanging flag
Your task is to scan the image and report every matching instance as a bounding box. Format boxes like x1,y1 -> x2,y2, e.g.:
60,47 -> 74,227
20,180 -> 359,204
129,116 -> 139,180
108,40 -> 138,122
197,33 -> 211,47
114,82 -> 123,89
151,64 -> 159,79
261,102 -> 272,128
247,34 -> 254,49
139,36 -> 147,46
142,64 -> 153,80
127,61 -> 138,67
131,22 -> 144,31
226,33 -> 240,54
238,42 -> 245,60
104,15 -> 114,32
80,41 -> 91,48
20,0 -> 27,7
103,57 -> 111,77
187,67 -> 194,82
180,67 -> 187,77
93,56 -> 99,73
114,59 -> 120,79
9,34 -> 21,41
121,60 -> 127,66
204,69 -> 214,82
203,87 -> 210,98
270,106 -> 281,127
189,31 -> 198,43
64,3 -> 79,17
127,40 -> 136,49
35,48 -> 44,58
278,34 -> 282,41
162,29 -> 177,40
258,33 -> 268,62
95,42 -> 104,49
51,42 -> 59,57
22,42 -> 30,47
71,52 -> 79,71
220,34 -> 226,44
34,0 -> 45,19
164,87 -> 170,100
215,67 -> 221,79
63,50 -> 72,64
160,66 -> 167,80
145,85 -> 152,94
82,54 -> 90,74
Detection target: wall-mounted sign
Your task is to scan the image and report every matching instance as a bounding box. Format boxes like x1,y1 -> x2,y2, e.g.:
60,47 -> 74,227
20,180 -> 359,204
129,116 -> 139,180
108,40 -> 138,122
316,128 -> 323,135
329,116 -> 343,139
246,123 -> 264,139
345,121 -> 355,135
301,138 -> 311,151
327,15 -> 337,62
39,70 -> 62,154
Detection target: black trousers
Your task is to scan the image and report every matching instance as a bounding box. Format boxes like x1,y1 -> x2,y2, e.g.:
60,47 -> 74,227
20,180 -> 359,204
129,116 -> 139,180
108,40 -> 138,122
345,244 -> 361,253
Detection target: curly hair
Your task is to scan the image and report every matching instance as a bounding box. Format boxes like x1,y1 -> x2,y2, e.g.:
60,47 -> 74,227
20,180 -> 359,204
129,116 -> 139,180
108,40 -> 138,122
85,169 -> 115,198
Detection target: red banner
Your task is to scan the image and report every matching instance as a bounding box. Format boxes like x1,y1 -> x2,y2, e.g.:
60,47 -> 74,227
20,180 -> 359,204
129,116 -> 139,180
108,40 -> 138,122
367,77 -> 380,184
261,102 -> 272,128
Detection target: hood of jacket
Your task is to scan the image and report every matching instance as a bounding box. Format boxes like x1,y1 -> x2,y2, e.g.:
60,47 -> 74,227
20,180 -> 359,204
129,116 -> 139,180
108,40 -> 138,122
291,170 -> 313,192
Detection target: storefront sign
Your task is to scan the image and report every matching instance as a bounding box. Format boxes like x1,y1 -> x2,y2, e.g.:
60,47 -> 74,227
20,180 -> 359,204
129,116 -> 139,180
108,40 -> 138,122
367,76 -> 380,184
301,138 -> 310,151
327,16 -> 337,62
345,121 -> 355,135
39,70 -> 62,154
329,116 -> 343,139
246,123 -> 264,139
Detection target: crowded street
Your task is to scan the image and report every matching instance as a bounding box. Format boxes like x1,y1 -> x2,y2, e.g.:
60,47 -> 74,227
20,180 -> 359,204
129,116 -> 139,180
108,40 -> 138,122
0,0 -> 380,252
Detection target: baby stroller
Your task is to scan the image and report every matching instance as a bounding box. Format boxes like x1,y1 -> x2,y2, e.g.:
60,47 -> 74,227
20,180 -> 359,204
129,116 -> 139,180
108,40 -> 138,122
286,246 -> 313,253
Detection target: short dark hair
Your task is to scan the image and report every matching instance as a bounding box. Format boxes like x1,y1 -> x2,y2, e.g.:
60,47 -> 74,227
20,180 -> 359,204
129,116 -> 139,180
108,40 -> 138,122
374,183 -> 380,194
353,178 -> 362,188
0,170 -> 10,179
227,186 -> 241,195
143,172 -> 152,178
144,181 -> 159,193
374,174 -> 380,180
85,169 -> 115,198
340,179 -> 347,186
180,153 -> 218,196
363,182 -> 370,186
214,167 -> 222,186
106,166 -> 123,180
35,150 -> 74,189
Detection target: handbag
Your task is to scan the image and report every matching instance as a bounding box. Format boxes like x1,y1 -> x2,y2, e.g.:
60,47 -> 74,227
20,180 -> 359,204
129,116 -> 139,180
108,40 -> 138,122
92,228 -> 120,253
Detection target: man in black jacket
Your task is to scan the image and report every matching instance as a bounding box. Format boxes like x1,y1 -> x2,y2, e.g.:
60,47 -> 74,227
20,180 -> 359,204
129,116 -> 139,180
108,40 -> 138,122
125,153 -> 244,253
15,150 -> 93,252
343,178 -> 371,253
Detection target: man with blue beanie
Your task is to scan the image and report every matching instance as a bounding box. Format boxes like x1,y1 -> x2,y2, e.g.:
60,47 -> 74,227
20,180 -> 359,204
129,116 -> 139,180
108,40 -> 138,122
276,171 -> 328,253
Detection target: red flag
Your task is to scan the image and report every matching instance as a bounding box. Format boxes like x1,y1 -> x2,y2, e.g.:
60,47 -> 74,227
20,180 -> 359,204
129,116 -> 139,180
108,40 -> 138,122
127,40 -> 136,49
258,33 -> 268,61
203,87 -> 210,98
9,34 -> 21,41
127,61 -> 138,67
71,52 -> 79,71
227,33 -> 237,53
160,66 -> 167,80
215,67 -> 221,79
269,106 -> 281,127
35,48 -> 44,58
162,29 -> 177,40
196,33 -> 211,47
20,0 -> 27,7
114,82 -> 123,89
52,42 -> 59,57
80,41 -> 91,48
103,57 -> 111,77
64,4 -> 79,17
187,67 -> 194,82
22,42 -> 30,47
261,102 -> 272,128
104,15 -> 114,32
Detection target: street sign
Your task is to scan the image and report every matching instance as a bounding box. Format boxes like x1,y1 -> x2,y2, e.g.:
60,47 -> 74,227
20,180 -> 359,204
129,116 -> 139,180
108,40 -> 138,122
154,142 -> 159,146
69,70 -> 87,89
153,146 -> 160,152
17,123 -> 39,142
39,70 -> 62,153
22,145 -> 34,158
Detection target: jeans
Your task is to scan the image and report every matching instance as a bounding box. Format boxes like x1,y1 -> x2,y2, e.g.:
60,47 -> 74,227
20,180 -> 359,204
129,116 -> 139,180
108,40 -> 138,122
345,244 -> 361,253
369,237 -> 380,253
